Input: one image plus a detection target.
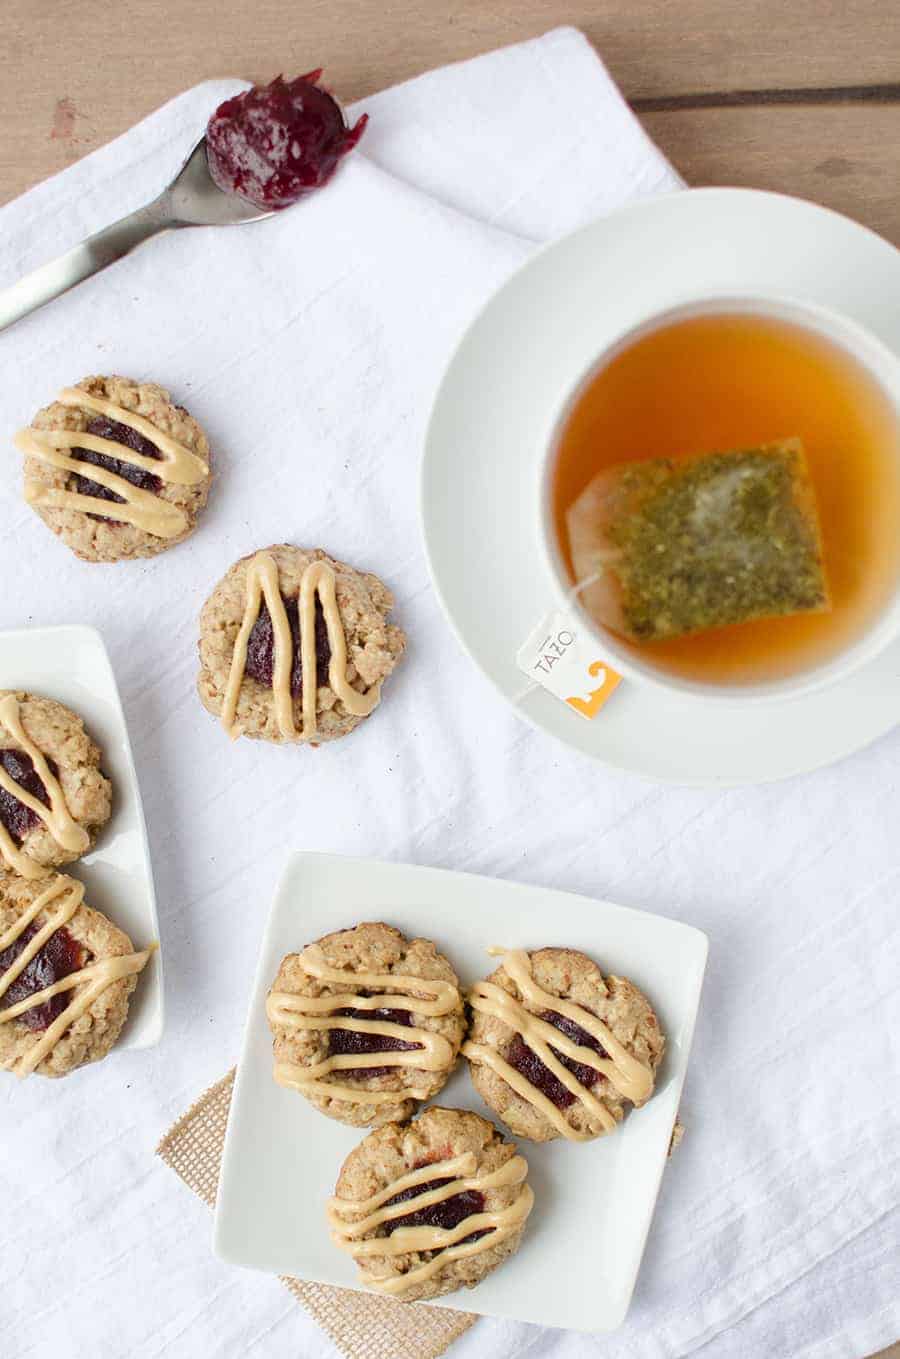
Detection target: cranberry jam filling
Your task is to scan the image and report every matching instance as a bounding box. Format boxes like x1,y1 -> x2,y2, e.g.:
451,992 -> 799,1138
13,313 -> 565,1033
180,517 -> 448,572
383,1178 -> 488,1245
206,72 -> 368,211
0,749 -> 57,845
0,923 -> 87,1031
328,997 -> 421,1080
506,1008 -> 607,1110
245,595 -> 331,696
71,415 -> 163,521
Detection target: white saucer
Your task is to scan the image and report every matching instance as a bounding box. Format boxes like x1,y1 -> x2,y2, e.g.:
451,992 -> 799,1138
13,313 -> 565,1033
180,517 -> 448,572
422,188 -> 900,785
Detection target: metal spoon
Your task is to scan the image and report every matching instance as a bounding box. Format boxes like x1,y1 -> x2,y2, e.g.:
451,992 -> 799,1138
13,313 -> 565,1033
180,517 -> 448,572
0,137 -> 273,334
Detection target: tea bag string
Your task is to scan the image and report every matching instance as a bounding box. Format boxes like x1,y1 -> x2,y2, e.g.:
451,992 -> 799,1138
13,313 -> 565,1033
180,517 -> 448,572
510,572 -> 602,706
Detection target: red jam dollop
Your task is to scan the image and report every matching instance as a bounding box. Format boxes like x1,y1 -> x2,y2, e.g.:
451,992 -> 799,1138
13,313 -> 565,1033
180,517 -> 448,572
0,749 -> 55,844
72,415 -> 163,523
328,999 -> 420,1080
383,1178 -> 487,1242
506,1008 -> 607,1110
244,595 -> 331,696
0,923 -> 87,1031
205,71 -> 367,210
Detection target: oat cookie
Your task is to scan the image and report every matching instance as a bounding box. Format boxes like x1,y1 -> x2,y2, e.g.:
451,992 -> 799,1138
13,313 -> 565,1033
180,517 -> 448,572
266,922 -> 465,1127
0,873 -> 152,1078
463,946 -> 665,1142
197,543 -> 405,744
0,690 -> 111,879
16,375 -> 212,562
329,1105 -> 534,1301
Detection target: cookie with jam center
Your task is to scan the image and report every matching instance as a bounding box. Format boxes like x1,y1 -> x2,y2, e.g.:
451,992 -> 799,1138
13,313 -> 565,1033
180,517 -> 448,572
0,872 -> 153,1078
464,946 -> 665,1143
17,374 -> 211,562
197,543 -> 405,744
266,922 -> 465,1127
0,690 -> 111,879
329,1105 -> 534,1302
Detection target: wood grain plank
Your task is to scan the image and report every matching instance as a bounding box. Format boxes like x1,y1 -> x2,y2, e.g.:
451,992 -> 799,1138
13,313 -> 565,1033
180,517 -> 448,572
641,102 -> 900,246
635,83 -> 900,112
2,0 -> 900,203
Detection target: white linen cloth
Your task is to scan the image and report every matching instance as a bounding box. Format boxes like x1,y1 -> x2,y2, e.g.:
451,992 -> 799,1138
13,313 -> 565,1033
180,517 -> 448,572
0,27 -> 897,1359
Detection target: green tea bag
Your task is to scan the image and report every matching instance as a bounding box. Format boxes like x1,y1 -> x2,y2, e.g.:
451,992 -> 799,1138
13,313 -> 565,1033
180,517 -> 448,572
566,439 -> 830,643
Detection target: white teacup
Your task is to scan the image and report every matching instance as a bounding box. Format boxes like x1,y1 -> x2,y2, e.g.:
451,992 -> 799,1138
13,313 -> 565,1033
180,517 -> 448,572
539,293 -> 900,704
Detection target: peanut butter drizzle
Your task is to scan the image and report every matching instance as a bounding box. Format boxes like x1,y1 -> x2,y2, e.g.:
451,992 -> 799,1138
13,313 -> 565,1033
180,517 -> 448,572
15,387 -> 208,539
462,948 -> 654,1141
328,1150 -> 534,1296
0,875 -> 154,1078
268,943 -> 460,1106
220,550 -> 383,741
0,694 -> 89,880
274,1065 -> 432,1105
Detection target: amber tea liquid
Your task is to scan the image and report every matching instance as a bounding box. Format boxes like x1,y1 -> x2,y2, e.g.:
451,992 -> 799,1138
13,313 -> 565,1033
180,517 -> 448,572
552,311 -> 900,685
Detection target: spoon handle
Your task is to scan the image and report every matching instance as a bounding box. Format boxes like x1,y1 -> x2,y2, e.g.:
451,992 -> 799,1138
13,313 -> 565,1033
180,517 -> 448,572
0,201 -> 175,334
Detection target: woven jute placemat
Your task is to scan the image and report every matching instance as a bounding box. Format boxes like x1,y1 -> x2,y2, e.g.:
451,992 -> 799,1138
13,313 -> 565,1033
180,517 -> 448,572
156,1070 -> 476,1359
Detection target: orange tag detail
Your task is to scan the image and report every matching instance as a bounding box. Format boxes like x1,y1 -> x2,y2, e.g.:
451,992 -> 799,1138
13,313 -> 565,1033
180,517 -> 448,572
564,660 -> 622,719
516,610 -> 623,721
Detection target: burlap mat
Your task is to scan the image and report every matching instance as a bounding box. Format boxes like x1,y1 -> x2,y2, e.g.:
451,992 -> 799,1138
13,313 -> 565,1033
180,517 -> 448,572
156,1070 -> 476,1359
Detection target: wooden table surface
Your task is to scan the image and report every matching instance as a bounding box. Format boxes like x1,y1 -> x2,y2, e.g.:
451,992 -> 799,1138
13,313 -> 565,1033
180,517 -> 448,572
1,3 -> 896,1355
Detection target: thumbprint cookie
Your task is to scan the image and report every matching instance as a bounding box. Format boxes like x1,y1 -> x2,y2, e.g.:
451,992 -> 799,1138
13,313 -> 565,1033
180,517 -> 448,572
463,946 -> 665,1143
0,872 -> 153,1078
0,691 -> 111,880
15,375 -> 212,562
197,543 -> 405,744
266,922 -> 465,1127
329,1105 -> 534,1301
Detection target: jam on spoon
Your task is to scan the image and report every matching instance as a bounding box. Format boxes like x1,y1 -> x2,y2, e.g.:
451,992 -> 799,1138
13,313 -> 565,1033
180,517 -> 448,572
206,71 -> 367,210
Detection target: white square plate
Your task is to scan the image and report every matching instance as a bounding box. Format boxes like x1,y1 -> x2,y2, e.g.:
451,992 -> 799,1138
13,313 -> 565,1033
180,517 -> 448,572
0,624 -> 163,1049
214,853 -> 707,1331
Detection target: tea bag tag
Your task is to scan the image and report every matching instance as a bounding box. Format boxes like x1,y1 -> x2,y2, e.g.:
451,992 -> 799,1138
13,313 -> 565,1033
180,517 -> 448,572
516,610 -> 622,720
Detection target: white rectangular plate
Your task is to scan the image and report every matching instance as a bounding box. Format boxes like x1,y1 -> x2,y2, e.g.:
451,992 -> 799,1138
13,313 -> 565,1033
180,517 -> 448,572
214,853 -> 707,1332
0,624 -> 163,1049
